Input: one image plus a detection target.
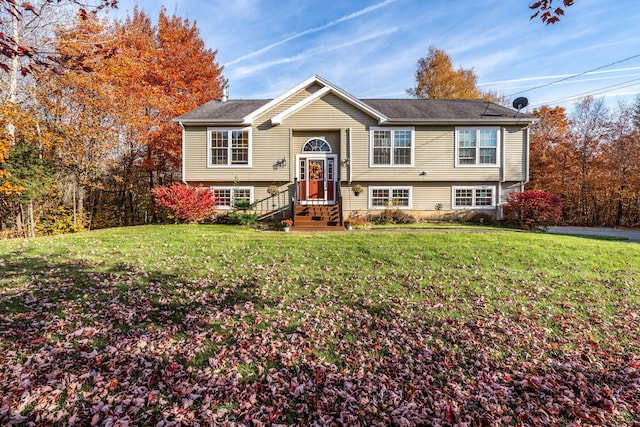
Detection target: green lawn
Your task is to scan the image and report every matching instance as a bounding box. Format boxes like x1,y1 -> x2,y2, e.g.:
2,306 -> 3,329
1,225 -> 639,425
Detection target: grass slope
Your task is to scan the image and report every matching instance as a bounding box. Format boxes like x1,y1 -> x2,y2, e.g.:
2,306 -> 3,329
1,225 -> 639,426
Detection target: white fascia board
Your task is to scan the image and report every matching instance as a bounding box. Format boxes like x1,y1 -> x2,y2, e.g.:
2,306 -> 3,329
270,76 -> 389,126
313,75 -> 388,124
271,86 -> 331,125
243,75 -> 321,125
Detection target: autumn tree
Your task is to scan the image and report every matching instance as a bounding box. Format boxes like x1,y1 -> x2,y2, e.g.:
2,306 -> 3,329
407,46 -> 501,102
35,14 -> 118,230
105,7 -> 223,225
569,96 -> 611,224
528,105 -> 573,193
601,103 -> 640,226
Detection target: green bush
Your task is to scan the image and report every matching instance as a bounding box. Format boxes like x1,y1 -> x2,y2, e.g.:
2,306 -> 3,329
216,212 -> 258,226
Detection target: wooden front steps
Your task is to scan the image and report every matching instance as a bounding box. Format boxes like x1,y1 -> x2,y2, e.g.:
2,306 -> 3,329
291,204 -> 343,231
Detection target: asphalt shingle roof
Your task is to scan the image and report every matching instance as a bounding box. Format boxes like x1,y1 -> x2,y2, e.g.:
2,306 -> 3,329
176,99 -> 270,122
361,99 -> 530,120
175,97 -> 533,123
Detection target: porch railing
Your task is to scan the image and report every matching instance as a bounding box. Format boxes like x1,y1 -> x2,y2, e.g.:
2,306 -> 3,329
291,178 -> 298,226
336,178 -> 343,226
254,187 -> 291,222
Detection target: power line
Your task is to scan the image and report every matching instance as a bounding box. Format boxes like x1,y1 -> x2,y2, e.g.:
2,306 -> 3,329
507,53 -> 640,98
529,77 -> 640,108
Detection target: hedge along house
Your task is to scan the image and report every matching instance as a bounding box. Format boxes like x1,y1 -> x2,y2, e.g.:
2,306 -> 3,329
175,75 -> 537,230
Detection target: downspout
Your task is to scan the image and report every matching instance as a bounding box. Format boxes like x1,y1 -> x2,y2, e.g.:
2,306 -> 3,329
498,127 -> 506,219
523,126 -> 531,190
348,127 -> 352,184
179,121 -> 187,184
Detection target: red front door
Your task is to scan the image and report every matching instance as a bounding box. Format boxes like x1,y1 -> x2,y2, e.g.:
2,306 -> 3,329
298,155 -> 336,204
308,159 -> 324,199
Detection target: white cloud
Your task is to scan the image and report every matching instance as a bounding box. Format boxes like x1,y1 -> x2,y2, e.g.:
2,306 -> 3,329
231,27 -> 399,77
224,0 -> 399,66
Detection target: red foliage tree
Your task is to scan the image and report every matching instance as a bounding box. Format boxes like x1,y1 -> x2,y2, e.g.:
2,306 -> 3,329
503,190 -> 562,231
151,184 -> 216,223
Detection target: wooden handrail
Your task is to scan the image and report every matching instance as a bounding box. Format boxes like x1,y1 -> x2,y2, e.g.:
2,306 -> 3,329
336,178 -> 343,226
291,178 -> 298,226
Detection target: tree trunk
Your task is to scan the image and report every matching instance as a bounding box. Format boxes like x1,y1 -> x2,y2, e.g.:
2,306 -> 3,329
28,201 -> 35,238
16,204 -> 24,238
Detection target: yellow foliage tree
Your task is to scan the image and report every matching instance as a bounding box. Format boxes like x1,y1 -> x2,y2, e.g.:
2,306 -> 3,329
407,46 -> 500,102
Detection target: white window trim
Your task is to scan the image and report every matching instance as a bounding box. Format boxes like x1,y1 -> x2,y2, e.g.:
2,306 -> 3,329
211,186 -> 254,210
368,186 -> 413,209
207,127 -> 252,168
369,127 -> 415,168
454,126 -> 500,168
451,185 -> 497,209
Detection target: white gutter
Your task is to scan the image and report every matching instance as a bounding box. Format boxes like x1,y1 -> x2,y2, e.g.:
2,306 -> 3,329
524,126 -> 530,185
348,128 -> 352,184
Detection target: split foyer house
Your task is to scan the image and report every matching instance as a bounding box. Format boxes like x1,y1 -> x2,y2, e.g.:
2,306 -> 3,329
175,75 -> 536,229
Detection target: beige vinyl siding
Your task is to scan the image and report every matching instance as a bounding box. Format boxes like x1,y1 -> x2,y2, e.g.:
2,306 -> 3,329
183,125 -> 291,183
351,125 -> 504,182
503,126 -> 527,181
183,126 -> 208,182
253,83 -> 324,127
341,181 -> 498,214
499,181 -> 524,204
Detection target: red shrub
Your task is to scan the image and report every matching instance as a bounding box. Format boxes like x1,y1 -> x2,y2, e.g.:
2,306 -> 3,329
151,184 -> 216,223
503,190 -> 562,231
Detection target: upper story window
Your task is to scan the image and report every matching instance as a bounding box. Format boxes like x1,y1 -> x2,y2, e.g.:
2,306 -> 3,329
455,127 -> 499,167
208,128 -> 251,167
370,127 -> 414,167
303,138 -> 331,152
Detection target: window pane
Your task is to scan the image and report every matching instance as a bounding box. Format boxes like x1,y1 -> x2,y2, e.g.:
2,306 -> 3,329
394,147 -> 411,165
373,130 -> 391,147
214,189 -> 232,207
303,138 -> 331,152
234,188 -> 251,203
455,189 -> 473,206
231,131 -> 249,164
394,130 -> 411,147
371,189 -> 389,207
391,189 -> 410,206
374,148 -> 391,165
300,160 -> 306,180
479,147 -> 496,164
458,147 -> 476,164
373,130 -> 391,165
475,188 -> 493,206
479,130 -> 497,147
459,130 -> 476,147
211,131 -> 229,165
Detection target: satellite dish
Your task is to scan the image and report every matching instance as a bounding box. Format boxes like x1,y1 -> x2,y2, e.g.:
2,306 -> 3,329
512,97 -> 529,110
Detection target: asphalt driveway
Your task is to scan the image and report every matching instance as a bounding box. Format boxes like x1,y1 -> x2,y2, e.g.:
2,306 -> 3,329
547,226 -> 640,242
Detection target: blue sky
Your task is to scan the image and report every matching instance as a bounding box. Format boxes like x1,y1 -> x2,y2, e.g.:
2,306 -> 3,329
111,0 -> 640,110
